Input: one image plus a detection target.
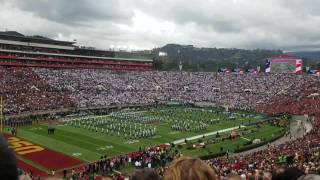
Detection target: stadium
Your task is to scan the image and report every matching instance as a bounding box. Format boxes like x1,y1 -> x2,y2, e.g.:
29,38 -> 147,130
0,30 -> 319,180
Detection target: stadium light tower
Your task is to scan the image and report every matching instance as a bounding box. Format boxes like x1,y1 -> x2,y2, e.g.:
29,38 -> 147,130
110,45 -> 115,51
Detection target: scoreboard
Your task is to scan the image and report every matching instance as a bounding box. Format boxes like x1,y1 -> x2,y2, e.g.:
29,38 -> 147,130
270,55 -> 303,74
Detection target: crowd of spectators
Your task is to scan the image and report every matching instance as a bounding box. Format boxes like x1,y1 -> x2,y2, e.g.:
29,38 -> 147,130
69,145 -> 176,179
0,67 -> 74,114
33,69 -> 307,110
256,76 -> 320,115
2,67 -> 319,115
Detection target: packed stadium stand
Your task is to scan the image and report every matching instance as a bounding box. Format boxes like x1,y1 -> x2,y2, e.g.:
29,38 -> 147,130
1,32 -> 319,180
0,31 -> 153,71
2,66 -> 319,116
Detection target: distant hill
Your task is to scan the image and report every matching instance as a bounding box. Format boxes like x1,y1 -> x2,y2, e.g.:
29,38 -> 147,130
287,51 -> 320,70
288,51 -> 320,60
152,44 -> 283,71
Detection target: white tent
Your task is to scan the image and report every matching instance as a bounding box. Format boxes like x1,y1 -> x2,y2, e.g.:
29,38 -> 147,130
252,139 -> 261,144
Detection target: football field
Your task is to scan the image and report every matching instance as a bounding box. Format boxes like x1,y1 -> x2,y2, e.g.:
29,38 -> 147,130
14,107 -> 283,163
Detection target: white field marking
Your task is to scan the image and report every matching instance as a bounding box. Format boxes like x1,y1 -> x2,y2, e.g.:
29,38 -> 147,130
115,111 -> 148,115
241,137 -> 251,141
124,140 -> 140,144
168,131 -> 179,135
72,153 -> 82,157
29,127 -> 43,131
113,170 -> 121,174
151,135 -> 161,139
97,147 -> 106,151
172,126 -> 246,145
97,145 -> 114,151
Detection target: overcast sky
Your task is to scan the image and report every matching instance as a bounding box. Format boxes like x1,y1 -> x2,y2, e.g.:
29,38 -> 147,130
0,0 -> 320,51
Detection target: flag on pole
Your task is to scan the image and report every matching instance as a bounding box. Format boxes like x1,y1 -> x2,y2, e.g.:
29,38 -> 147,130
219,68 -> 230,74
257,66 -> 261,73
309,70 -> 320,76
248,68 -> 257,75
265,59 -> 271,73
295,59 -> 303,75
306,66 -> 310,73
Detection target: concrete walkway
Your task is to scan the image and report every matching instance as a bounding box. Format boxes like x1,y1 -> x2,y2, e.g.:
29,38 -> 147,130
233,116 -> 312,156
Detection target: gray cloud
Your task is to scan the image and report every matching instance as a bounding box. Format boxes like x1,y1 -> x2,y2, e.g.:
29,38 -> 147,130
0,0 -> 320,51
9,0 -> 133,26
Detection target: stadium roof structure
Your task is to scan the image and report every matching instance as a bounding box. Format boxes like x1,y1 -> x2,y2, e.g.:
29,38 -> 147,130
0,31 -> 154,65
0,31 -> 75,46
0,31 -> 24,37
0,49 -> 154,62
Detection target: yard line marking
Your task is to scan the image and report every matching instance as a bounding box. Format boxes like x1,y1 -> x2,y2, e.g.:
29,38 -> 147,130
172,126 -> 246,145
241,137 -> 251,141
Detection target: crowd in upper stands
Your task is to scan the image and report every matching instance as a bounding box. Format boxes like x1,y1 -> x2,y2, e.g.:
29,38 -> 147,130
2,67 -> 318,115
0,67 -> 74,114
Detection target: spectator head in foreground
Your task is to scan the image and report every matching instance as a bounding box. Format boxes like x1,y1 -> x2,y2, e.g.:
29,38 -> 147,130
226,174 -> 242,180
0,135 -> 18,180
284,167 -> 306,180
298,174 -> 320,180
164,157 -> 217,180
131,168 -> 161,180
272,167 -> 306,180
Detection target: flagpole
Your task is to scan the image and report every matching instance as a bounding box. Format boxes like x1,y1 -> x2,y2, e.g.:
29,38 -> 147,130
0,96 -> 3,133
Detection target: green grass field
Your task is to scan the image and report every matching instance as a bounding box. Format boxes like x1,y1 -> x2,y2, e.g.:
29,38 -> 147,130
13,107 -> 283,163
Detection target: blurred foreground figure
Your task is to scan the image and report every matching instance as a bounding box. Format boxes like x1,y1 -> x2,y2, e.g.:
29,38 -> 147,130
131,168 -> 161,180
0,135 -> 18,180
164,157 -> 217,180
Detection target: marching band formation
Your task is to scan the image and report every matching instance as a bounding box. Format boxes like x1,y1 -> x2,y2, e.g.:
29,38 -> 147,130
64,116 -> 156,139
62,108 -> 261,139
